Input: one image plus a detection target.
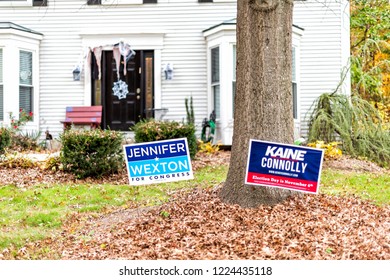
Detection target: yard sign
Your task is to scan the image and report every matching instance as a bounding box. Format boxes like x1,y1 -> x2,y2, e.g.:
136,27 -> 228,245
123,138 -> 194,186
245,139 -> 324,194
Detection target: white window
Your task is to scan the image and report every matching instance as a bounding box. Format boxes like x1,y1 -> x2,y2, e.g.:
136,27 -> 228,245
232,44 -> 236,116
19,50 -> 34,116
0,48 -> 3,121
211,46 -> 220,119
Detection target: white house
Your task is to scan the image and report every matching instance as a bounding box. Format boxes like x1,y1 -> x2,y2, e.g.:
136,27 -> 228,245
0,0 -> 350,145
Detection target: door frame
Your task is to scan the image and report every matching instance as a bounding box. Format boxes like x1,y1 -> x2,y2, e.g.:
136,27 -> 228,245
81,32 -> 165,127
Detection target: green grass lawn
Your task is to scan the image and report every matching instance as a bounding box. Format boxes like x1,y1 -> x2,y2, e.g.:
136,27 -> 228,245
0,165 -> 228,250
320,169 -> 390,206
0,163 -> 389,253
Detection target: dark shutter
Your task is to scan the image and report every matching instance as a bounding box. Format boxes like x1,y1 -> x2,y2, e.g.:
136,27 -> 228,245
33,0 -> 48,6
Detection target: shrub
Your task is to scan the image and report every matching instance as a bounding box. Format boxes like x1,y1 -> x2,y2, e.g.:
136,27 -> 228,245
197,140 -> 221,154
42,155 -> 62,171
308,92 -> 390,167
307,141 -> 342,160
0,127 -> 12,155
10,130 -> 41,152
132,119 -> 197,158
60,129 -> 124,178
0,153 -> 36,169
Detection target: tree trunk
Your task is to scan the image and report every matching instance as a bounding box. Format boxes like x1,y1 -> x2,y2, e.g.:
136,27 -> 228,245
219,0 -> 297,207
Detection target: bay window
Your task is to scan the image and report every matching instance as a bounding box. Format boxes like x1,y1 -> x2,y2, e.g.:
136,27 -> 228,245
0,22 -> 42,128
19,51 -> 34,116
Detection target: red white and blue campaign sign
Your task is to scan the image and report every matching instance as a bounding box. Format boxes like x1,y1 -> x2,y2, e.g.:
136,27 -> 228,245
245,139 -> 324,194
123,138 -> 194,186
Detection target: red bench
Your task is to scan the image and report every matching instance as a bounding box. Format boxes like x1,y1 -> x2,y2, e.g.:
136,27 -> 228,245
61,106 -> 102,129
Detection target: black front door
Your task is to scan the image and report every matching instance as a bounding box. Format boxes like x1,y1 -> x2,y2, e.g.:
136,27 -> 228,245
103,50 -> 141,131
92,49 -> 155,131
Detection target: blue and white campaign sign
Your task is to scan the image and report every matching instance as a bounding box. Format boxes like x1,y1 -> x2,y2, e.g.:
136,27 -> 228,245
123,138 -> 194,186
245,139 -> 324,194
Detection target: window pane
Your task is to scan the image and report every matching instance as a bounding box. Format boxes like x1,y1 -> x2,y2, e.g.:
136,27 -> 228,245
145,56 -> 154,112
19,86 -> 33,114
0,86 -> 3,121
292,82 -> 297,119
20,51 -> 33,85
211,47 -> 219,83
233,45 -> 236,81
292,46 -> 296,82
213,85 -> 220,119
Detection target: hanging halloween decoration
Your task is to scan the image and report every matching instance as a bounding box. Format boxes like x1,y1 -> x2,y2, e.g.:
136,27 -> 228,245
93,46 -> 103,80
119,41 -> 136,76
113,46 -> 122,80
112,79 -> 129,100
85,40 -> 135,81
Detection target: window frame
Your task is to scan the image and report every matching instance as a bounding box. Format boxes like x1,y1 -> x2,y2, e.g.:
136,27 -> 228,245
19,50 -> 34,117
211,46 -> 220,119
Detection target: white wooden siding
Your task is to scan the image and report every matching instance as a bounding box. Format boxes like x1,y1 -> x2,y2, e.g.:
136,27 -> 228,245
0,0 -> 350,142
0,1 -> 237,137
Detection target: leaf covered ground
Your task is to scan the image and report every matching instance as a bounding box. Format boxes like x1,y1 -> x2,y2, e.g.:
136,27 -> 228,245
1,151 -> 389,260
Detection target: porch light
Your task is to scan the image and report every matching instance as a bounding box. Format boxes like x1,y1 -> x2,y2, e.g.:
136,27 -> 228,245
164,63 -> 173,80
72,66 -> 81,81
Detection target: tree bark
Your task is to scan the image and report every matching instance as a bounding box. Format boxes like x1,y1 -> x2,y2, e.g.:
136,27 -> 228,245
219,0 -> 297,207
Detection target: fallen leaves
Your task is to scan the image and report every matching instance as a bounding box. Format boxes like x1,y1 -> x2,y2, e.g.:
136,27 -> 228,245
47,187 -> 389,260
